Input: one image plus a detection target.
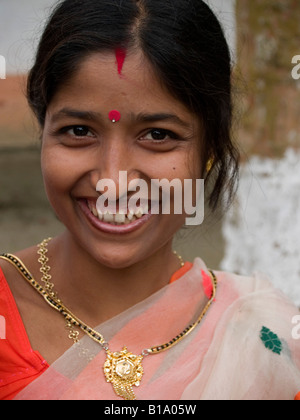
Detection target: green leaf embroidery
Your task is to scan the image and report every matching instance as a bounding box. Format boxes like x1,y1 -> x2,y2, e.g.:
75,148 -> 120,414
260,326 -> 282,355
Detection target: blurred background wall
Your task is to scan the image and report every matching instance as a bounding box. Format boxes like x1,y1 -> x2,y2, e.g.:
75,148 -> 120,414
221,0 -> 300,306
0,0 -> 299,305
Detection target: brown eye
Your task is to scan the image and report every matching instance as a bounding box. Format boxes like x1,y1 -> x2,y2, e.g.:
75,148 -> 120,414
151,129 -> 168,140
68,126 -> 93,137
142,129 -> 179,141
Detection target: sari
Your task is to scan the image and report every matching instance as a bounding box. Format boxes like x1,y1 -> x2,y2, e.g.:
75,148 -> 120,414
11,258 -> 300,400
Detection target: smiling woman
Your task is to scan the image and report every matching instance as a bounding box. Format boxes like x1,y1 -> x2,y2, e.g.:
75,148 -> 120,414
0,0 -> 299,401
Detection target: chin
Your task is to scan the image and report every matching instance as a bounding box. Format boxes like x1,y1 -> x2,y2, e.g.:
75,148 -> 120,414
84,243 -> 142,270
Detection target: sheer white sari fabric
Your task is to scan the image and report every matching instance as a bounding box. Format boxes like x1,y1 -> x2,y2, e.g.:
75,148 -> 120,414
14,258 -> 300,400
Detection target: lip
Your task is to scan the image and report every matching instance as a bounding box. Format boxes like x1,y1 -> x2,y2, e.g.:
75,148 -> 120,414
77,199 -> 154,235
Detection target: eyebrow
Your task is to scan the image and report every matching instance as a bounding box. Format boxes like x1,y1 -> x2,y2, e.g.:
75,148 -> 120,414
50,108 -> 103,123
133,112 -> 193,129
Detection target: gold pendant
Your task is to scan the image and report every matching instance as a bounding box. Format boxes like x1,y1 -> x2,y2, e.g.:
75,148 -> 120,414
104,347 -> 144,400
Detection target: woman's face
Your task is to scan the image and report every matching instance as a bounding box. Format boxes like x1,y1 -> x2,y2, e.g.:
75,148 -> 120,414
42,51 -> 203,268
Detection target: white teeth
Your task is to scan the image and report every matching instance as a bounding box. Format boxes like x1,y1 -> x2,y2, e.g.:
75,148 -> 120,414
127,211 -> 135,221
101,212 -> 138,225
135,205 -> 149,218
87,200 -> 148,225
103,212 -> 114,223
135,208 -> 143,219
114,213 -> 126,224
87,200 -> 98,217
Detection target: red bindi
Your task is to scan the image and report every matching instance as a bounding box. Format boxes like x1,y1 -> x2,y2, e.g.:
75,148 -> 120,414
109,110 -> 121,123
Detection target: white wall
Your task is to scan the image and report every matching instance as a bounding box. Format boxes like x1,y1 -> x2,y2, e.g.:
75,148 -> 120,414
206,0 -> 236,60
0,0 -> 55,73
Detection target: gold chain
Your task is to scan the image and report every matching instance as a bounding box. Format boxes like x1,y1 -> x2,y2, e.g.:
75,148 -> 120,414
37,238 -> 80,344
173,250 -> 185,268
0,239 -> 217,400
38,240 -> 186,346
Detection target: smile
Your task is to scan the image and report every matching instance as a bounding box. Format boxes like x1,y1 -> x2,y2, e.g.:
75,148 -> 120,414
77,198 -> 154,235
87,199 -> 149,225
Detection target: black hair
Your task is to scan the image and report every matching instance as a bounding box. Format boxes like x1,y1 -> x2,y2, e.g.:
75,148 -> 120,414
27,0 -> 239,210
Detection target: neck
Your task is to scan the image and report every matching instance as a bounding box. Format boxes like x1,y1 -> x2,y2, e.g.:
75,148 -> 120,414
48,232 -> 181,326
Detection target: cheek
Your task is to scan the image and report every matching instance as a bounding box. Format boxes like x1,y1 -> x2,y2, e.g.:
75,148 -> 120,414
41,147 -> 65,195
40,143 -> 81,208
41,159 -> 68,222
148,149 -> 198,181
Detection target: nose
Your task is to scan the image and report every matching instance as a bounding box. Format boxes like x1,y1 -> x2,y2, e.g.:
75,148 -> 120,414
92,136 -> 140,200
99,138 -> 127,187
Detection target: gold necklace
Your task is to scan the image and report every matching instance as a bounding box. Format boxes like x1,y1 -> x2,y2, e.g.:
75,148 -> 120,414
0,238 -> 217,401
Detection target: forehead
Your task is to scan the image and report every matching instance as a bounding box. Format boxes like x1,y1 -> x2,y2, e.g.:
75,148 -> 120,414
47,50 -> 193,120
